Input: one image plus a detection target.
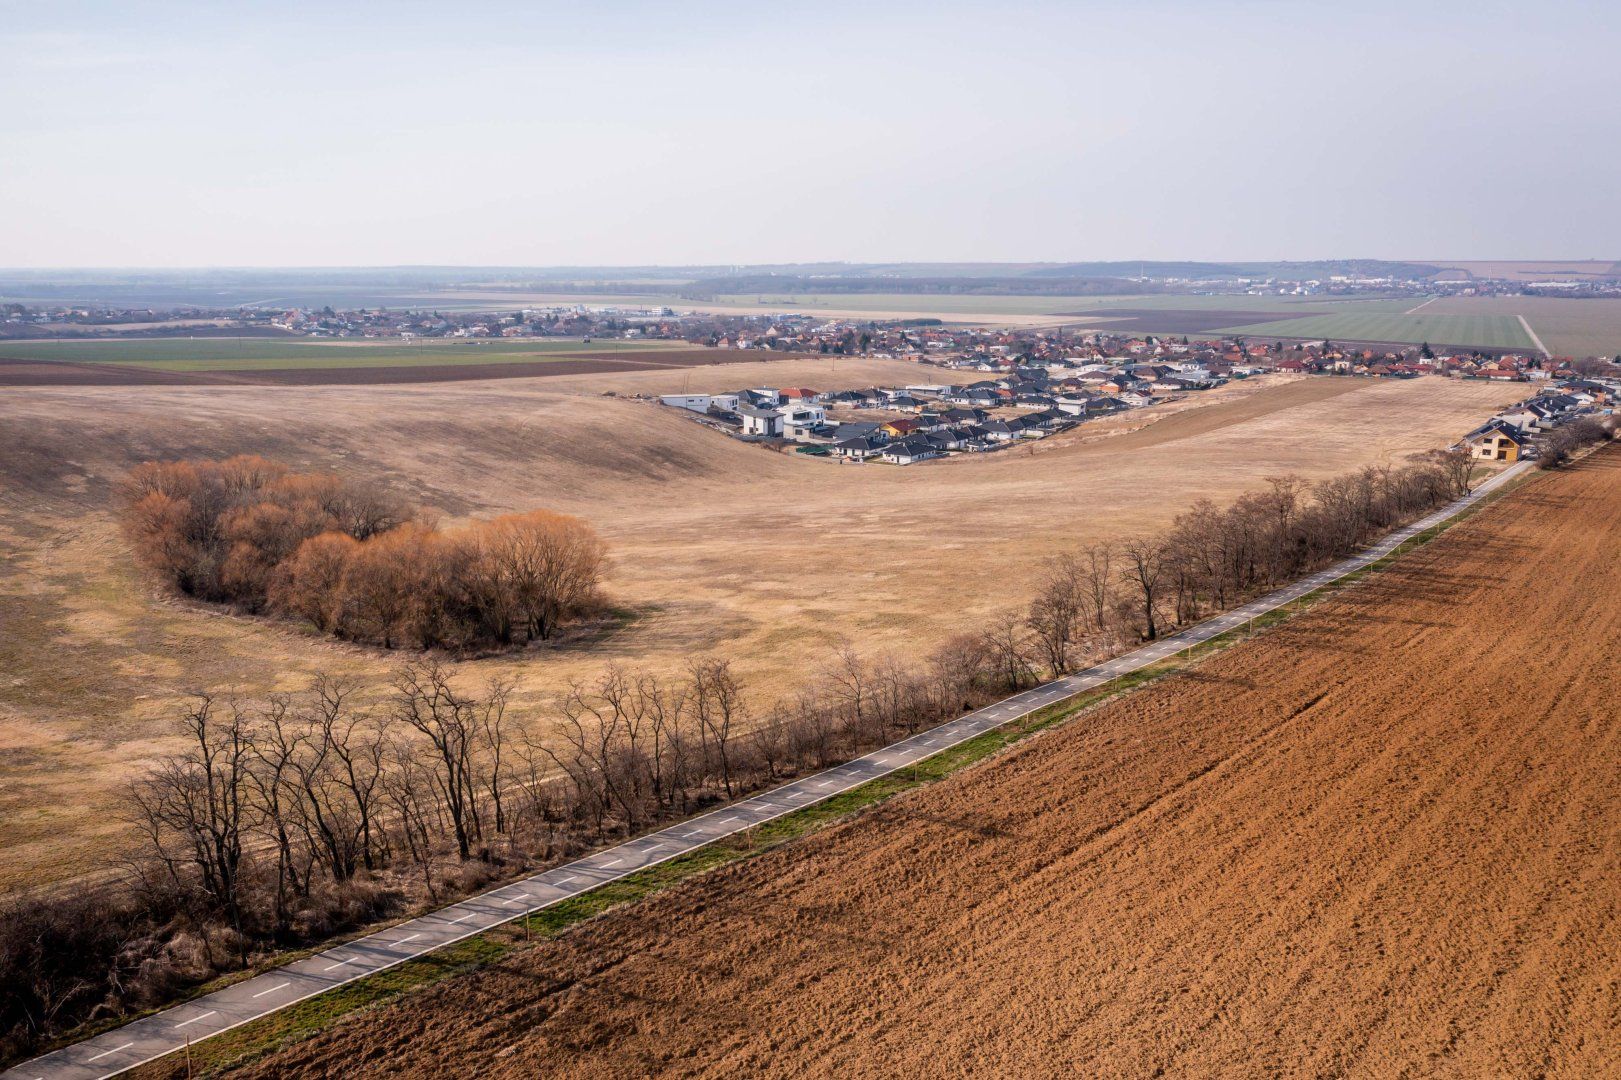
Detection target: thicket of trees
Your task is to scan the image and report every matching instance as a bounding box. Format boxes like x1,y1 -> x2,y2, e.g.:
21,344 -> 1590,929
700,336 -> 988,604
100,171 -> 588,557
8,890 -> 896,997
1539,417 -> 1617,469
122,456 -> 606,650
1,453 -> 1499,1061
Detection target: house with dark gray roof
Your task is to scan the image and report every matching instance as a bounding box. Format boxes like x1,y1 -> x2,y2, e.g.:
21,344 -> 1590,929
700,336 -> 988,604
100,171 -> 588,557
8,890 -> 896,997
833,432 -> 888,460
880,435 -> 941,465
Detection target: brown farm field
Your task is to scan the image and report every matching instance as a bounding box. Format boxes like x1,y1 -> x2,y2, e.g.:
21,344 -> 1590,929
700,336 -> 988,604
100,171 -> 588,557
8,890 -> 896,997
0,364 -> 1515,890
211,446 -> 1621,1079
1430,259 -> 1621,282
0,340 -> 822,387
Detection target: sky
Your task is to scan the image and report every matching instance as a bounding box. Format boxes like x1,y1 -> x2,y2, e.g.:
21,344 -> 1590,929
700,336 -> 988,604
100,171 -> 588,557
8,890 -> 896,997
2,0 -> 1618,268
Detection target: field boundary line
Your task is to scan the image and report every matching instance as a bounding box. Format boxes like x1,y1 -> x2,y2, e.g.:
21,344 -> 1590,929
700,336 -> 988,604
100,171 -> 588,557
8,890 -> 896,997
1517,314 -> 1551,358
5,461 -> 1532,1080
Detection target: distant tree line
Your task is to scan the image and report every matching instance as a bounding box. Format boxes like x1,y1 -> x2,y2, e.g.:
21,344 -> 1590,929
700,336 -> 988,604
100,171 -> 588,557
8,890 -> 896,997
0,451 -> 1498,1062
121,456 -> 606,651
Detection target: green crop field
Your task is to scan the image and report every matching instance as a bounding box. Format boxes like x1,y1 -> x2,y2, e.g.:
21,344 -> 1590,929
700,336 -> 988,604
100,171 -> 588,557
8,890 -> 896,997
1063,294 -> 1425,313
1207,312 -> 1534,350
708,293 -> 1135,316
708,292 -> 1431,319
0,337 -> 688,372
1427,296 -> 1621,358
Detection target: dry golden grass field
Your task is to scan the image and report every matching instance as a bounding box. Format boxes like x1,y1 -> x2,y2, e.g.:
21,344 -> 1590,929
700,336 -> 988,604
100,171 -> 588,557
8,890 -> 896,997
0,360 -> 1514,890
206,445 -> 1621,1080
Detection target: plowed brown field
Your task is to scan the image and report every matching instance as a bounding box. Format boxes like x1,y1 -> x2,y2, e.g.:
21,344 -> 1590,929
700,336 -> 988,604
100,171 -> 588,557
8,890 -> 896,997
223,448 -> 1621,1079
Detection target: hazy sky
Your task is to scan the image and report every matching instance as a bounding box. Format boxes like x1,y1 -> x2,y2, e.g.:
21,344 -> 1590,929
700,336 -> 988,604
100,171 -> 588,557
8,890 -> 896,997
3,0 -> 1617,267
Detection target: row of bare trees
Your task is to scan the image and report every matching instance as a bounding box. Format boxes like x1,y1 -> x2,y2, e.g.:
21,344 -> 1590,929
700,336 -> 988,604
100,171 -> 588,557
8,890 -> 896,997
1019,453 -> 1477,677
0,638 -> 1027,1061
122,456 -> 607,650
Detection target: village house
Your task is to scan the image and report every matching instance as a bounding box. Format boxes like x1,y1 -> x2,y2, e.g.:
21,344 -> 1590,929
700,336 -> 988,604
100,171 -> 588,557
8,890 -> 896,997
833,432 -> 888,460
1492,405 -> 1544,432
1560,378 -> 1611,403
779,403 -> 830,440
938,406 -> 990,425
738,406 -> 785,437
1461,419 -> 1531,462
880,435 -> 941,465
659,393 -> 713,412
879,418 -> 924,438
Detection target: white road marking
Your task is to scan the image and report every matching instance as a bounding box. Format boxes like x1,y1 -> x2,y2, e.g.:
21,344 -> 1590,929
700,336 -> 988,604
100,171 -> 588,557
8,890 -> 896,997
393,933 -> 422,946
322,956 -> 357,972
251,981 -> 291,998
173,1010 -> 216,1029
554,875 -> 578,886
448,912 -> 477,924
86,1043 -> 133,1062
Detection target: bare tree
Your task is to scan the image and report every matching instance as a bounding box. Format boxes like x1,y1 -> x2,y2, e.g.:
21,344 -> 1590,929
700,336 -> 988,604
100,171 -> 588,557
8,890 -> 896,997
474,677 -> 515,836
640,671 -> 690,812
127,695 -> 257,930
244,695 -> 309,931
1260,475 -> 1308,582
979,611 -> 1035,690
380,737 -> 440,900
689,657 -> 746,799
1077,542 -> 1117,636
546,669 -> 643,836
391,661 -> 480,860
1027,553 -> 1085,677
1118,537 -> 1169,641
818,647 -> 872,738
927,633 -> 990,714
1426,446 -> 1476,497
285,677 -> 385,882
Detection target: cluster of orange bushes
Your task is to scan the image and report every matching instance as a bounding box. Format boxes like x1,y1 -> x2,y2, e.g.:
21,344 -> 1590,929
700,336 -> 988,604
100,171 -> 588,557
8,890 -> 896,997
123,456 -> 606,649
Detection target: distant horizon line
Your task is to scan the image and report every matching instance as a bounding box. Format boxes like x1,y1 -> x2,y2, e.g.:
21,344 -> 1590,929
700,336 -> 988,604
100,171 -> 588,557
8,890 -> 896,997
2,258 -> 1617,274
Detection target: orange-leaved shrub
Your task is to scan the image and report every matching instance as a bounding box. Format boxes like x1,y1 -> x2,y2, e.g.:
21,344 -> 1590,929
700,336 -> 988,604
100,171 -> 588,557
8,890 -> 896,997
123,457 -> 605,650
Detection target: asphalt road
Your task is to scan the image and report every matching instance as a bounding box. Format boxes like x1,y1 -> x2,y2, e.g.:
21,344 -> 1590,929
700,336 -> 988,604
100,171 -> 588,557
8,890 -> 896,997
6,461 -> 1530,1080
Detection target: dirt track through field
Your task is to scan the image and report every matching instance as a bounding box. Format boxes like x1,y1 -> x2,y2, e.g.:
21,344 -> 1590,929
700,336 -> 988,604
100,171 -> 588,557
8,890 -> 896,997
218,448 -> 1621,1079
